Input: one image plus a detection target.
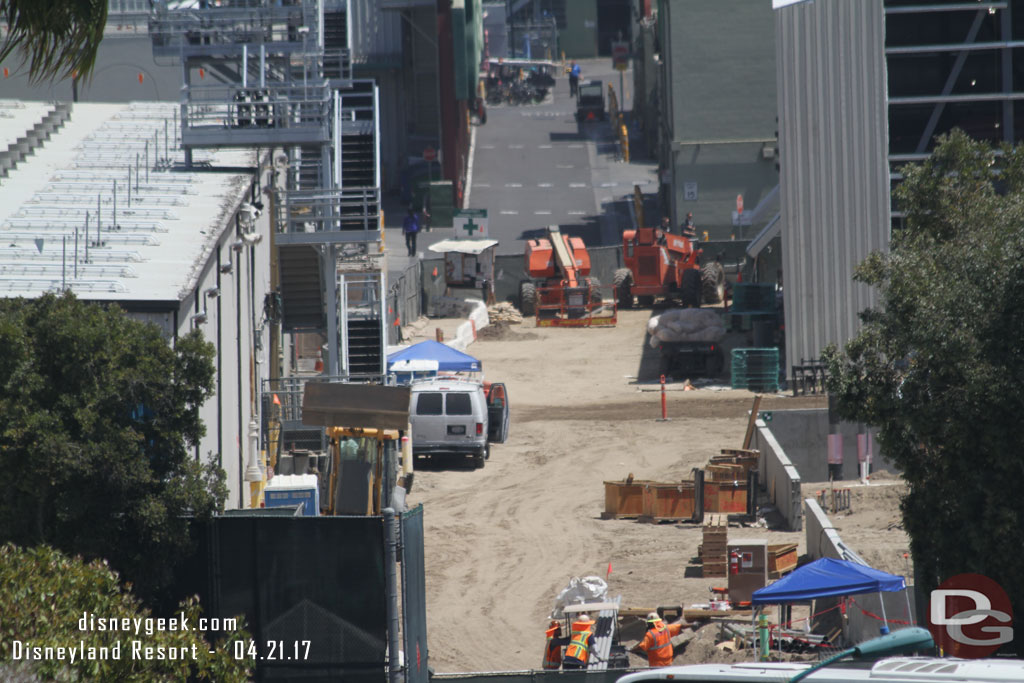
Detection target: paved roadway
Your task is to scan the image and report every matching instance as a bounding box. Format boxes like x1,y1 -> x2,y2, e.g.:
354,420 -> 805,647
389,58 -> 659,266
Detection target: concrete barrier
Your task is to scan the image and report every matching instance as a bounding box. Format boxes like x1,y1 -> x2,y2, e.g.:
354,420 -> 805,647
752,419 -> 802,531
805,498 -> 917,644
761,409 -> 894,483
427,297 -> 489,352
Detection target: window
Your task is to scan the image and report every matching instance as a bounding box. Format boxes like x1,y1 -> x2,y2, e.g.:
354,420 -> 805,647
446,393 -> 472,415
416,393 -> 443,415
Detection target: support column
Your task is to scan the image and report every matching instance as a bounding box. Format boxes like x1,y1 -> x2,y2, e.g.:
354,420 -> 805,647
323,244 -> 339,377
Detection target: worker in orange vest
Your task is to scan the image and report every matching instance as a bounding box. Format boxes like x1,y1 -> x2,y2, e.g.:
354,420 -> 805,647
632,612 -> 686,667
561,613 -> 595,670
542,619 -> 563,670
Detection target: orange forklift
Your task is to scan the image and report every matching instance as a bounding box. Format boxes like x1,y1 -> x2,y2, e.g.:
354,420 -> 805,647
519,225 -> 615,327
612,225 -> 724,308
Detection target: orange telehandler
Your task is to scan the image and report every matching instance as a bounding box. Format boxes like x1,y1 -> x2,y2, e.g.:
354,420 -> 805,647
519,225 -> 615,327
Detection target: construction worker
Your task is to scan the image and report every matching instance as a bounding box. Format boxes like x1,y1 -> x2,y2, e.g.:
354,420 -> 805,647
542,620 -> 563,670
681,212 -> 697,240
632,612 -> 686,667
561,613 -> 595,670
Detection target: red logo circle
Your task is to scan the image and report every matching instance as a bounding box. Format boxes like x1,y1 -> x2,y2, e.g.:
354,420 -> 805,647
928,573 -> 1013,658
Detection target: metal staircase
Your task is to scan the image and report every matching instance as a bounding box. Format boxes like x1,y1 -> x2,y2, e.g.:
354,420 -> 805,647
148,0 -> 389,455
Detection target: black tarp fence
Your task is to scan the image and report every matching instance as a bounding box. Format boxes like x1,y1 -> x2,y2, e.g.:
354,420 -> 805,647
186,516 -> 388,682
402,504 -> 430,683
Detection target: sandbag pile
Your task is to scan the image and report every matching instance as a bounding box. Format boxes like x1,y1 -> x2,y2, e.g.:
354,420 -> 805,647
647,308 -> 726,348
488,302 -> 524,324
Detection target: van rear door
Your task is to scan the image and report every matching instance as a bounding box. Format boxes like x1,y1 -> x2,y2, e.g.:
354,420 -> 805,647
412,391 -> 445,444
487,383 -> 510,443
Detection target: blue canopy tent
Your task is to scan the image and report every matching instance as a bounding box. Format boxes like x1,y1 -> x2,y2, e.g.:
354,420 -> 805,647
752,557 -> 910,635
387,340 -> 482,373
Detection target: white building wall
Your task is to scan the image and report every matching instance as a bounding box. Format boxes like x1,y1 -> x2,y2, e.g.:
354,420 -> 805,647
173,185 -> 272,510
775,0 -> 890,375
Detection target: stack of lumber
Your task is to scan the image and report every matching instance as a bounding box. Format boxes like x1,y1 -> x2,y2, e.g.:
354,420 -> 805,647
701,514 -> 728,577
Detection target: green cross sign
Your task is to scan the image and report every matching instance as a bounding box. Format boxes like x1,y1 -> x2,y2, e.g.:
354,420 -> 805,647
454,209 -> 488,237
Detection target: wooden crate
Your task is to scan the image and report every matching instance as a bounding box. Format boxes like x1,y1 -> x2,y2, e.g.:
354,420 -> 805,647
602,479 -> 649,519
640,482 -> 697,522
706,463 -> 746,482
767,543 -> 798,578
704,481 -> 748,514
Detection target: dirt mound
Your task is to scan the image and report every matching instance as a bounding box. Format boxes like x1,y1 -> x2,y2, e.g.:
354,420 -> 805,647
478,321 -> 539,341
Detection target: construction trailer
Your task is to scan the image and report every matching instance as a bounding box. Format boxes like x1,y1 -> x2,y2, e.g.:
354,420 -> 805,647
520,225 -> 616,327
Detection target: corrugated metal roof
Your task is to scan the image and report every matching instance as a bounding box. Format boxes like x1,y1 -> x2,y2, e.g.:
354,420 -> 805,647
0,100 -> 253,302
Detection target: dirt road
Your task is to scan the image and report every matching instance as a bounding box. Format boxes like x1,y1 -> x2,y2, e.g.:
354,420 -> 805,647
404,310 -> 906,672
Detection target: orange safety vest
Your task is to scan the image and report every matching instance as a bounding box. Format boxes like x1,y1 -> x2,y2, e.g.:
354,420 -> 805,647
564,622 -> 592,663
645,622 -> 674,667
543,626 -> 562,670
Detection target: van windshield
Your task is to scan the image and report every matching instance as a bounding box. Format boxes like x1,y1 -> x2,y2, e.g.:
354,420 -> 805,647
416,393 -> 443,415
446,393 -> 472,415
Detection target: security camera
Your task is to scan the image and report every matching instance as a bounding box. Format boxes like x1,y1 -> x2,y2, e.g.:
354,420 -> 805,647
205,286 -> 220,298
231,239 -> 245,252
242,232 -> 263,246
192,312 -> 208,326
220,261 -> 233,274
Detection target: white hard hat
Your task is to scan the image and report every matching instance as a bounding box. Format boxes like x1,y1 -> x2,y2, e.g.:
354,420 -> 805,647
646,612 -> 661,622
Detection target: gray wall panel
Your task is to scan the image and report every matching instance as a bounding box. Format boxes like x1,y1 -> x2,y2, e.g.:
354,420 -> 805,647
775,0 -> 890,376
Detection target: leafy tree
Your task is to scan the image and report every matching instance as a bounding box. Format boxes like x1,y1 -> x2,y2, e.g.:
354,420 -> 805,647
0,543 -> 249,682
0,293 -> 226,602
0,0 -> 107,83
823,130 -> 1024,630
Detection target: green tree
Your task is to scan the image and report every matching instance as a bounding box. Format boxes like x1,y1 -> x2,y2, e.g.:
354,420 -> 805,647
823,130 -> 1024,625
0,0 -> 107,83
0,543 -> 249,681
0,293 -> 226,601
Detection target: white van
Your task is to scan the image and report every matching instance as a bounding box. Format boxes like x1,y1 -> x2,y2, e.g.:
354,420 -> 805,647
409,377 -> 509,469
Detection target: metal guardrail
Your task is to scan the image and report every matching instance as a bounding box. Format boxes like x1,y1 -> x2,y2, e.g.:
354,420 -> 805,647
791,358 -> 827,396
149,3 -> 317,55
180,82 -> 332,141
276,187 -> 381,237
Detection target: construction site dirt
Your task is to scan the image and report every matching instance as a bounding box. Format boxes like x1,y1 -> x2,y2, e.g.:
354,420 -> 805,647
402,309 -> 912,673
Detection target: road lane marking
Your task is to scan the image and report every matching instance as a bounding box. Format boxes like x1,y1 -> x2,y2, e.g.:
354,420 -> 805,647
600,182 -> 618,187
534,210 -> 552,215
509,144 -> 524,149
505,183 -> 522,188
538,183 -> 553,188
569,183 -> 587,188
500,210 -> 518,215
568,210 -> 587,215
475,183 -> 490,188
538,144 -> 552,149
556,164 -> 574,169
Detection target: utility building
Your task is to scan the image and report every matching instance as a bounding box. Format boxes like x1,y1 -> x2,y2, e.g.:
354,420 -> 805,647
654,0 -> 779,239
0,100 -> 271,509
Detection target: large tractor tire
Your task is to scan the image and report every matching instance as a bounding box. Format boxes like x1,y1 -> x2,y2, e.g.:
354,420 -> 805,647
681,268 -> 702,308
586,276 -> 603,305
519,281 -> 537,316
613,268 -> 633,309
637,295 -> 655,308
701,261 -> 726,304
